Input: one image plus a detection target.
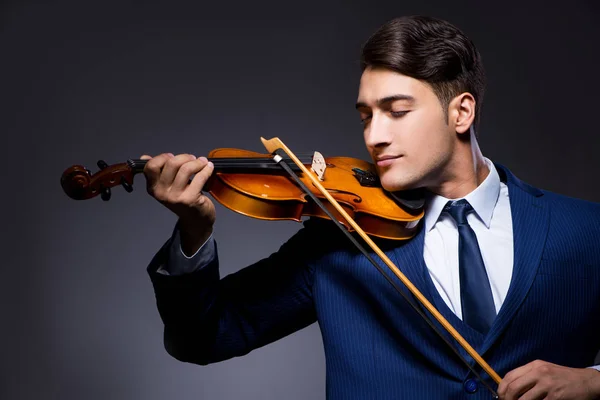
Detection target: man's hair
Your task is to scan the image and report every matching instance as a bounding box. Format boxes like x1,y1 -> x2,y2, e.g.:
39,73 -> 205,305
361,15 -> 486,131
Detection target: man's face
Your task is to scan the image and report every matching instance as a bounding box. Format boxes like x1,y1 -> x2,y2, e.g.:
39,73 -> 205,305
356,67 -> 456,192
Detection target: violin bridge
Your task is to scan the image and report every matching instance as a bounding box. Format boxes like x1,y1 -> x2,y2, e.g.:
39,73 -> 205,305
311,151 -> 326,181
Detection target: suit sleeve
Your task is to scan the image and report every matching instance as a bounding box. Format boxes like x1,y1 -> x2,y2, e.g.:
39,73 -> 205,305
146,218 -> 326,366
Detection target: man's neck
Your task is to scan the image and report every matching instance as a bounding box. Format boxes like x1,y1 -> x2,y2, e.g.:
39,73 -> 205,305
428,136 -> 489,200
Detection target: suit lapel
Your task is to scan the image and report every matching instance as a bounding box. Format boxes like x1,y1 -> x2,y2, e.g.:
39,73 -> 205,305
479,165 -> 549,355
387,224 -> 431,305
388,214 -> 487,362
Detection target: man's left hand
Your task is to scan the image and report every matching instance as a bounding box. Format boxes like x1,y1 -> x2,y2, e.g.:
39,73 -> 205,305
497,360 -> 600,400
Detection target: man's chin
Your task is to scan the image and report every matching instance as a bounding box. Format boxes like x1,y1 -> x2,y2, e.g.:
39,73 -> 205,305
380,180 -> 416,193
378,169 -> 421,192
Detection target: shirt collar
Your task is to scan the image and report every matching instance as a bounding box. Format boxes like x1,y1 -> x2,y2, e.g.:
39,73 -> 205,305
423,158 -> 501,232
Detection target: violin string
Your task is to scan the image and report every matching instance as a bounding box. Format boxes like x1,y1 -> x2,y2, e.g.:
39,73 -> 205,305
208,159 -> 312,167
273,153 -> 499,399
129,157 -> 313,166
128,158 -> 312,173
208,158 -> 312,163
209,162 -> 306,167
206,152 -> 315,164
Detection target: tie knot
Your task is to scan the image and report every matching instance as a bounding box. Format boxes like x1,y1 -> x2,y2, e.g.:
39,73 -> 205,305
444,199 -> 473,225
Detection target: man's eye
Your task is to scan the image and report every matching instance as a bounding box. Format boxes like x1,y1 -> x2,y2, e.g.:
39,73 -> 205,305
360,115 -> 372,124
391,111 -> 409,117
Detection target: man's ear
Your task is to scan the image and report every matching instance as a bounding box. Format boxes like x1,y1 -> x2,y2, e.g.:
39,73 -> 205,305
449,93 -> 475,134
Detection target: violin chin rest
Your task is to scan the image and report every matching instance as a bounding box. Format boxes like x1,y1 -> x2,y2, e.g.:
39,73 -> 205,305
389,188 -> 426,210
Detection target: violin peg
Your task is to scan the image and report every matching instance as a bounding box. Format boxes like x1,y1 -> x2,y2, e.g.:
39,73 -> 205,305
97,160 -> 109,170
100,186 -> 111,201
120,176 -> 133,193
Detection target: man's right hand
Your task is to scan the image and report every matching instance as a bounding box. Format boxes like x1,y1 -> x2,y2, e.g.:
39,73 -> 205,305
141,153 -> 216,256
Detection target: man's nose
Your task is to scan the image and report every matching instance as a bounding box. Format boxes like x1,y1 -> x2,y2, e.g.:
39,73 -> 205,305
365,114 -> 392,148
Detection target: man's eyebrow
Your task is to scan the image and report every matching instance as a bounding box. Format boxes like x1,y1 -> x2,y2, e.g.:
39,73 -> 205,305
355,94 -> 415,109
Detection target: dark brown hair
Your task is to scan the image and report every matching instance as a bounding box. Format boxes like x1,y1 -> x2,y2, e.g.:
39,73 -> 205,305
361,16 -> 486,130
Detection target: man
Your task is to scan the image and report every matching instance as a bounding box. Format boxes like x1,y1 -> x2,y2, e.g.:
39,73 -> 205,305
142,15 -> 600,399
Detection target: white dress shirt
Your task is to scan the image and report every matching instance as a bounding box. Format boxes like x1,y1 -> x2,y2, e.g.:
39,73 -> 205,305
423,158 -> 513,319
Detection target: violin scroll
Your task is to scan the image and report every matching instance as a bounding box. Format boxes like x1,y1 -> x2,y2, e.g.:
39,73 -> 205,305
60,160 -> 138,201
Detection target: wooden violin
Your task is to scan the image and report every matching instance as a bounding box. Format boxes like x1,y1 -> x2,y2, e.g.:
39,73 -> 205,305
61,147 -> 424,240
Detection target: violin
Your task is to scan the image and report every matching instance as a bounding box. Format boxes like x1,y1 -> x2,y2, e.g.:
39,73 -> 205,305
61,147 -> 424,240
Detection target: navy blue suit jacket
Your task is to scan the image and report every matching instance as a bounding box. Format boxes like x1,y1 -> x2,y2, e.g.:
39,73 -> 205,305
147,165 -> 600,399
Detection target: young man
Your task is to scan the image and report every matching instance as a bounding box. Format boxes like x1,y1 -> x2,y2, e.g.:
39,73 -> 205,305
143,15 -> 600,399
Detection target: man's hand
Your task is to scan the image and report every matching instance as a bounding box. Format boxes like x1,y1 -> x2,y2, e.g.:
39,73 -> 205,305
497,360 -> 600,400
142,153 -> 216,255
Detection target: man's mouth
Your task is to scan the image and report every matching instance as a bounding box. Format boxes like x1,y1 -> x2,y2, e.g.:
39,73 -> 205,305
375,155 -> 402,167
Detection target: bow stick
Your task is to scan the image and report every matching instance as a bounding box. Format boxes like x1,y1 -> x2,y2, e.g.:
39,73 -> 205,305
261,137 -> 502,387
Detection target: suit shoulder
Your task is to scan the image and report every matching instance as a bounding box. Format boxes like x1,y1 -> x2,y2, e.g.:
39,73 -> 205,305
499,163 -> 600,216
540,189 -> 600,215
535,189 -> 600,264
539,189 -> 600,238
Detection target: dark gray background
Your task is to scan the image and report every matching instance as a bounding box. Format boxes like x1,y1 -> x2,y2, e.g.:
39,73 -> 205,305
2,1 -> 599,399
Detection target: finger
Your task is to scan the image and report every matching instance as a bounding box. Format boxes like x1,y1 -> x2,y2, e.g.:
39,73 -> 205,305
500,371 -> 538,400
171,156 -> 208,190
516,383 -> 548,400
498,361 -> 540,396
159,154 -> 196,187
144,153 -> 174,180
185,159 -> 214,196
142,152 -> 174,162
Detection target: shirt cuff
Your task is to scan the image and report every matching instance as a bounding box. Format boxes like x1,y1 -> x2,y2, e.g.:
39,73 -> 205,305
156,228 -> 216,276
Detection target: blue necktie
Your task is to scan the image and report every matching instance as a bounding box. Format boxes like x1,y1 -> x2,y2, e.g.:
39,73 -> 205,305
444,200 -> 496,334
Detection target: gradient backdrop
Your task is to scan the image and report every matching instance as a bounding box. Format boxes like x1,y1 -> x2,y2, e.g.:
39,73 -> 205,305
2,1 -> 600,399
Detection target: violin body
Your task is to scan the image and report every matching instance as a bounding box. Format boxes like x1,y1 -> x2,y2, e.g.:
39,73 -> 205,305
206,149 -> 422,240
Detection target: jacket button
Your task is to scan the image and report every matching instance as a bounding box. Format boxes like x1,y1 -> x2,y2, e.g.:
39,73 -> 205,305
463,378 -> 478,393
